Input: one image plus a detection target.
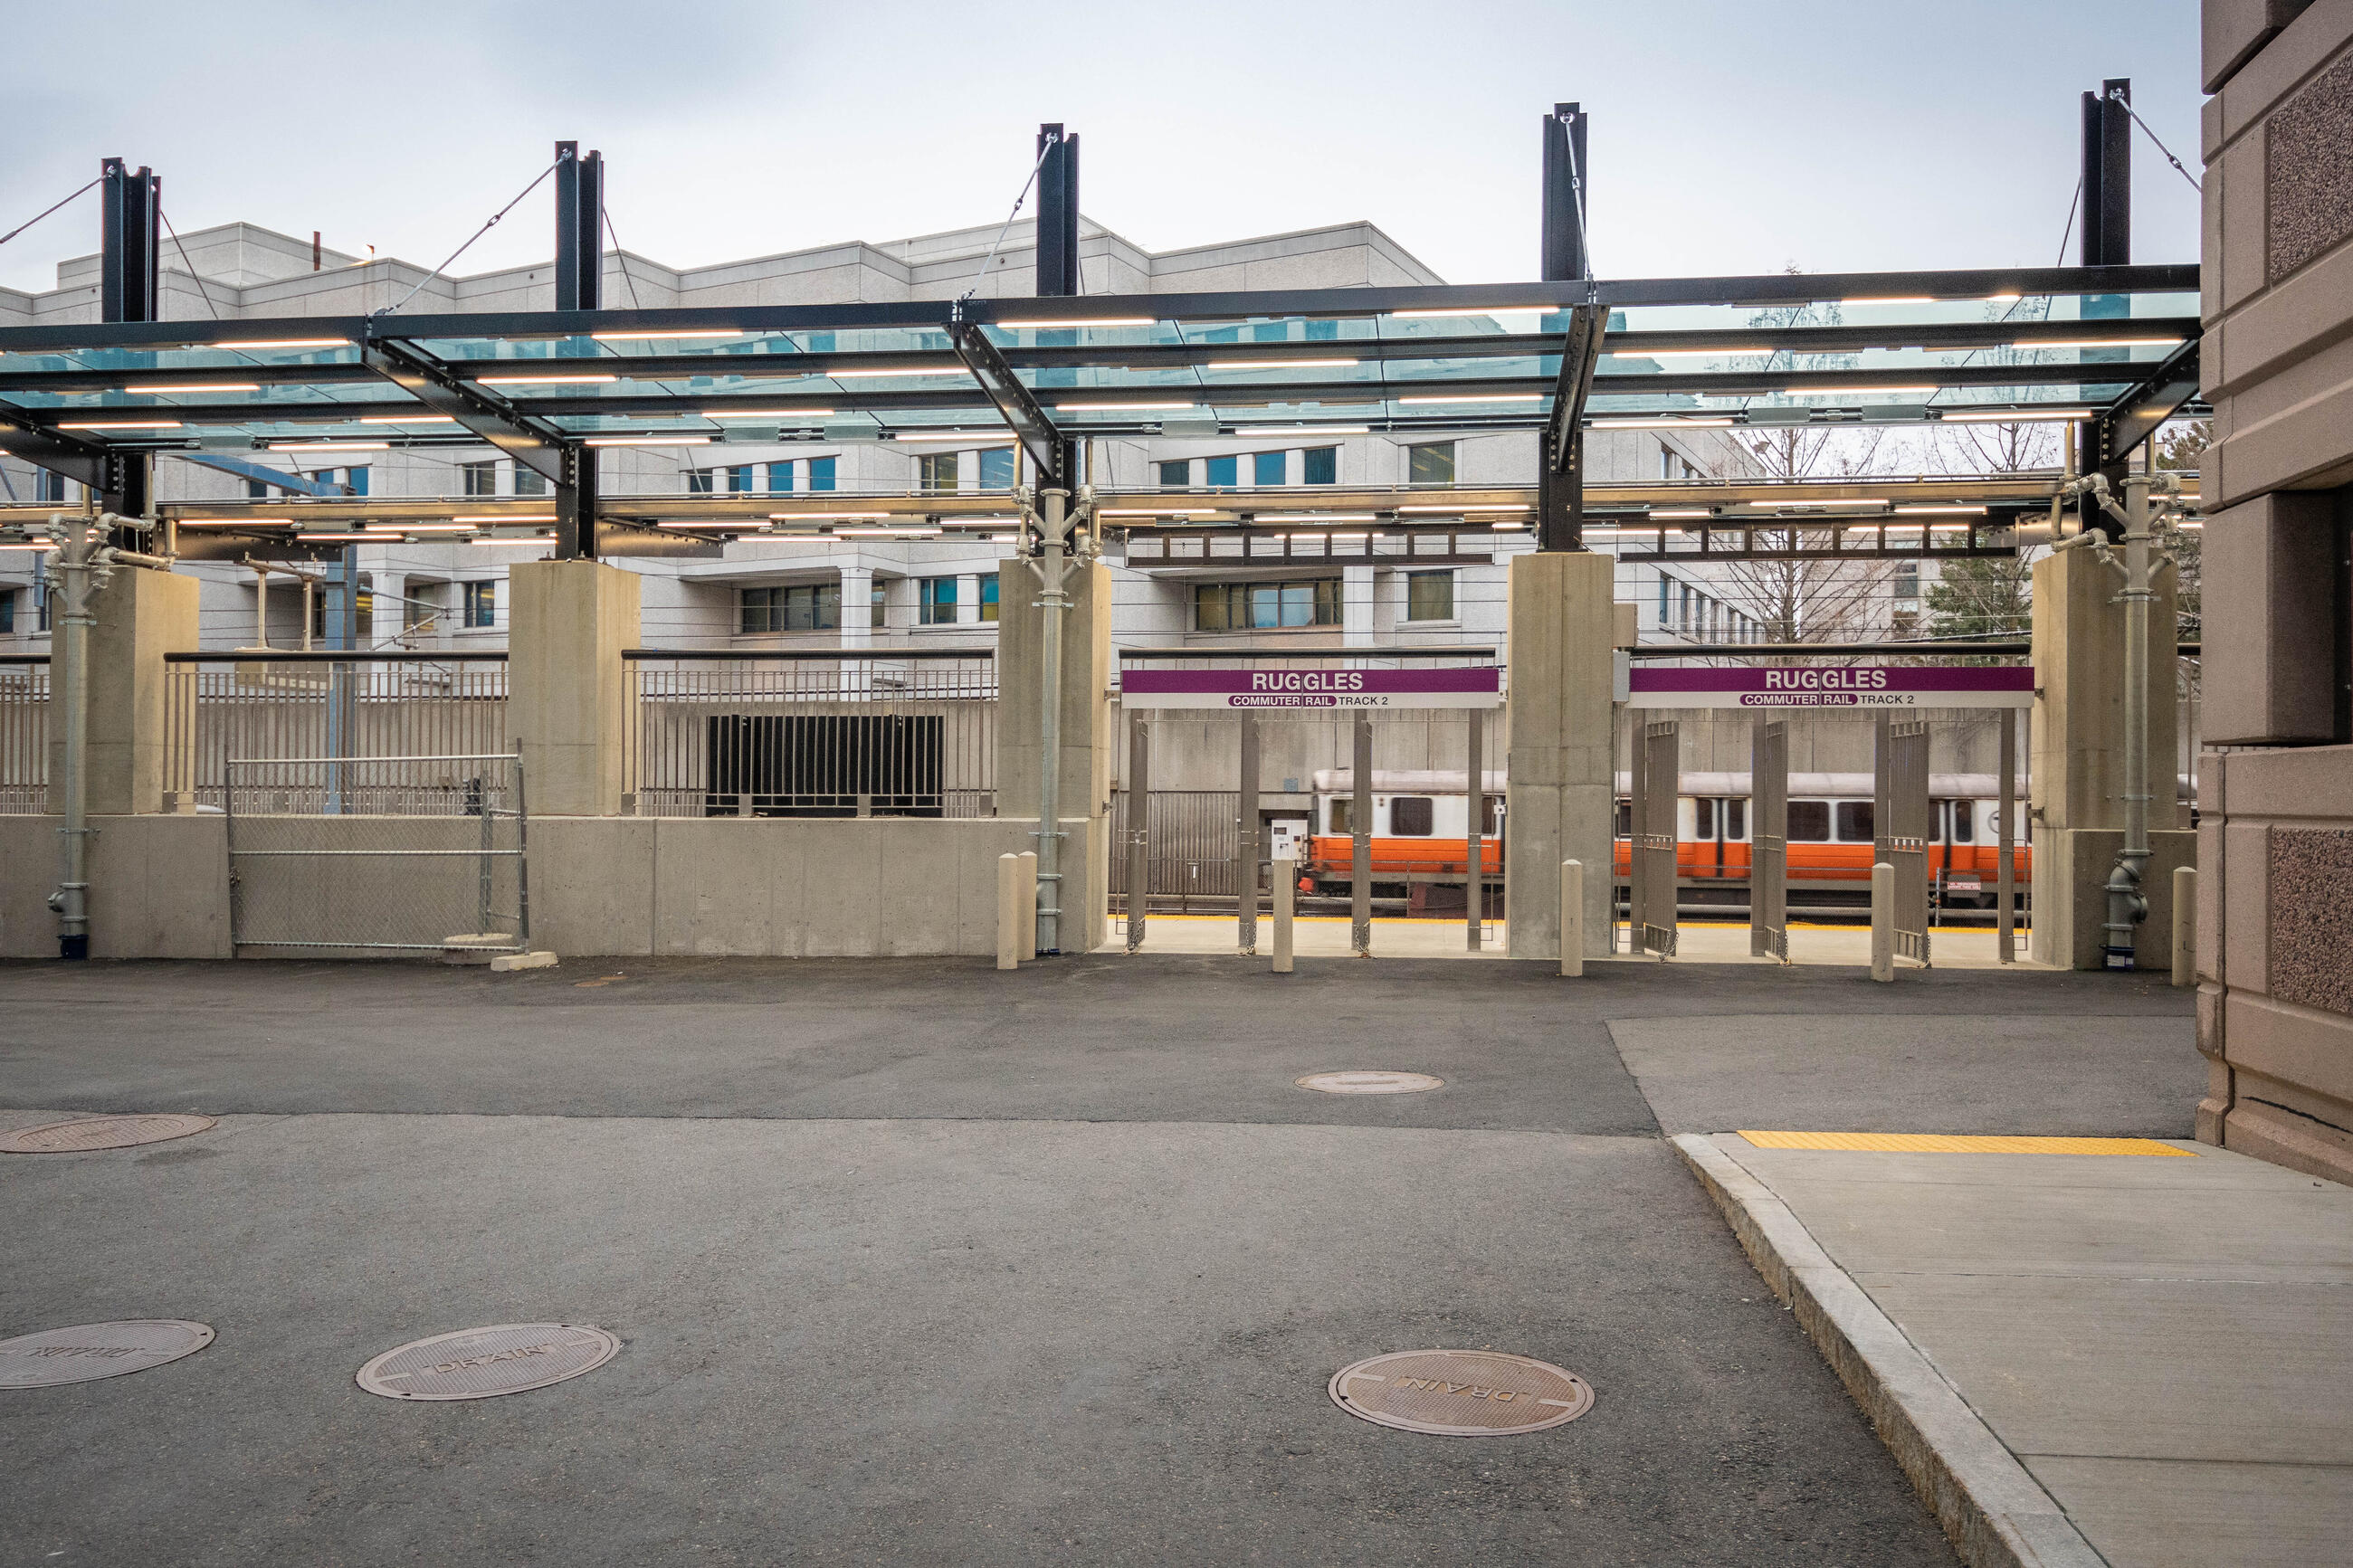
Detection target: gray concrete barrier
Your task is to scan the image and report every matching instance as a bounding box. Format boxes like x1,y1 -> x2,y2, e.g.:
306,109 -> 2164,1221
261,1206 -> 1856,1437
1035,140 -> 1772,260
1017,850 -> 1038,963
2172,864 -> 2196,988
997,853 -> 1020,971
1272,854 -> 1295,974
1871,861 -> 1894,983
1559,860 -> 1584,978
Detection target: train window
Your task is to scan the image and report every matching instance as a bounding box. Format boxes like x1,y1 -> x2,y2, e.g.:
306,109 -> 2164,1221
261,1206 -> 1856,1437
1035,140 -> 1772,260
1787,800 -> 1830,841
1952,800 -> 1975,843
1726,799 -> 1747,841
1390,796 -> 1434,836
1614,798 -> 1632,839
1329,798 -> 1355,834
1481,794 -> 1502,835
1836,801 -> 1875,842
1694,799 -> 1716,840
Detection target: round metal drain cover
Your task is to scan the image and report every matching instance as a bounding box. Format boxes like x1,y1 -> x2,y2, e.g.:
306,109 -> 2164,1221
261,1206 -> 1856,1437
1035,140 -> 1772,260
0,1320 -> 214,1389
1329,1350 -> 1595,1436
0,1113 -> 215,1155
1296,1070 -> 1444,1096
357,1323 -> 621,1401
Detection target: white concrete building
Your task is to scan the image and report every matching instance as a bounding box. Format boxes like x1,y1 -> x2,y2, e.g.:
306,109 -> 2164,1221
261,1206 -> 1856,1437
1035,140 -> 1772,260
1,214 -> 1778,660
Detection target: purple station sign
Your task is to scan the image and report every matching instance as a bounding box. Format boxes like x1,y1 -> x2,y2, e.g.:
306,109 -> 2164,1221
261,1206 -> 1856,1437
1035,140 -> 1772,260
1122,667 -> 1501,709
1629,665 -> 2034,709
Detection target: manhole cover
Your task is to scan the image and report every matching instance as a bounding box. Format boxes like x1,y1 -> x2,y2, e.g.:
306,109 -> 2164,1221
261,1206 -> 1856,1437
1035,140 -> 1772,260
0,1320 -> 214,1389
1329,1350 -> 1595,1436
0,1114 -> 216,1154
1296,1070 -> 1444,1095
357,1324 -> 621,1401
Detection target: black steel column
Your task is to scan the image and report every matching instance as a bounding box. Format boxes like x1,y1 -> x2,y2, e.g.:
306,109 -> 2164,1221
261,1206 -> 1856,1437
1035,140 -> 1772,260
100,158 -> 160,522
2078,79 -> 2132,502
1033,124 -> 1082,496
553,141 -> 604,558
1538,104 -> 1591,552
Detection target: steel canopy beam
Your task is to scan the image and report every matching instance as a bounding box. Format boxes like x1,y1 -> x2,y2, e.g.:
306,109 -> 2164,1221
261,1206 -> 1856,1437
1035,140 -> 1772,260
948,318 -> 1068,490
2090,337 -> 2201,471
358,335 -> 568,485
1538,302 -> 1605,551
0,411 -> 109,491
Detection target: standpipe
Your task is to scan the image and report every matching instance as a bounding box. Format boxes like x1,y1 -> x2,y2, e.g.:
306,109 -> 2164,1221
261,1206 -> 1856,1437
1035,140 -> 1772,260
1019,482 -> 1096,955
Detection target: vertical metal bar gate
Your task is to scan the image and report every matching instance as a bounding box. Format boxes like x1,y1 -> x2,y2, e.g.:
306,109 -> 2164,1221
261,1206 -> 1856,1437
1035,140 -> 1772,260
1350,714 -> 1372,957
1749,714 -> 1788,962
1997,708 -> 2016,964
1236,715 -> 1260,955
1633,718 -> 1679,958
1875,714 -> 1931,966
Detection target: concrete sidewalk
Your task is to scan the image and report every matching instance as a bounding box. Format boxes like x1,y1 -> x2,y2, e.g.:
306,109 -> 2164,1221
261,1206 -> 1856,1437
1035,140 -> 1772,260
1677,1132 -> 2353,1568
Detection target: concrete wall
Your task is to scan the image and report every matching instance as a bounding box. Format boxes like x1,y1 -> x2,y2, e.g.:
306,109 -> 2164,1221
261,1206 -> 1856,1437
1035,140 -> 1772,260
47,566 -> 200,817
2198,0 -> 2353,1183
1504,552 -> 1615,960
0,812 -> 1041,960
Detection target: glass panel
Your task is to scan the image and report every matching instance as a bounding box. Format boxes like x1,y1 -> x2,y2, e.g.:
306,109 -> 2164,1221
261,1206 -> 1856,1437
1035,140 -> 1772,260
768,461 -> 795,493
1194,584 -> 1228,631
1391,797 -> 1434,836
1727,798 -> 1747,841
1836,801 -> 1875,841
979,574 -> 999,623
1253,450 -> 1286,486
1952,800 -> 1974,843
809,456 -> 836,491
1405,571 -> 1453,622
1158,460 -> 1189,489
1408,442 -> 1455,485
1695,798 -> 1716,840
979,448 -> 1015,489
1302,446 -> 1336,485
1206,455 -> 1237,488
1329,797 -> 1353,834
1278,583 -> 1314,627
1787,800 -> 1831,842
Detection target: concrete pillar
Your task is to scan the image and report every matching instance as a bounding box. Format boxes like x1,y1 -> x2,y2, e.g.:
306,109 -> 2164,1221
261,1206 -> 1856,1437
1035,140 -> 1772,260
996,556 -> 1113,955
956,572 -> 982,627
2028,546 -> 2195,968
509,558 -> 640,817
1505,551 -> 1615,960
840,565 -> 873,646
1342,564 -> 1375,649
57,565 -> 199,816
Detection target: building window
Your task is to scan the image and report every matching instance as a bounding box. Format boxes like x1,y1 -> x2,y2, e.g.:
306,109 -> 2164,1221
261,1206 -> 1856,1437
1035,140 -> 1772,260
404,583 -> 444,632
0,588 -> 13,635
1408,442 -> 1455,486
35,577 -> 50,632
726,464 -> 756,493
919,576 -> 958,626
808,456 -> 836,492
463,461 -> 496,496
315,466 -> 367,496
37,470 -> 69,504
918,451 -> 958,492
461,581 -> 496,631
515,466 -> 548,497
1205,454 -> 1238,488
1158,460 -> 1189,489
1193,578 -> 1342,631
687,468 -> 715,494
980,448 -> 1015,489
768,461 -> 795,493
740,583 -> 840,634
1405,570 -> 1455,622
979,573 -> 999,623
246,478 -> 269,499
1253,450 -> 1286,486
1893,563 -> 1920,601
1302,446 -> 1337,485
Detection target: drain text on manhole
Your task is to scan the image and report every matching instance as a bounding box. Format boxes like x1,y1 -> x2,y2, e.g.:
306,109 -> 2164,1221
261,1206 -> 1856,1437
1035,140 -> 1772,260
357,1324 -> 621,1401
0,1114 -> 216,1155
0,1321 -> 214,1389
1296,1071 -> 1444,1095
1329,1350 -> 1594,1436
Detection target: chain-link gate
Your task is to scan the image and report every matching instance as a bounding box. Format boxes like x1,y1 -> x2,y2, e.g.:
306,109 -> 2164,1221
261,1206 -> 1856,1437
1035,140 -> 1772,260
225,754 -> 529,954
1875,715 -> 1930,966
1749,714 -> 1788,963
1631,718 -> 1679,958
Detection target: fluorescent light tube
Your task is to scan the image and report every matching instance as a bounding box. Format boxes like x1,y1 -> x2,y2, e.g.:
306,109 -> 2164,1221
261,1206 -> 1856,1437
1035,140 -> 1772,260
127,382 -> 258,394
475,374 -> 619,385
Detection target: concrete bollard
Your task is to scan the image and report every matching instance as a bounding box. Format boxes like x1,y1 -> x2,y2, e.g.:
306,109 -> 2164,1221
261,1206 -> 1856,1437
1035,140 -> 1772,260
1017,850 -> 1038,962
1870,861 -> 1894,983
1559,860 -> 1584,978
996,853 -> 1021,971
2173,865 -> 2197,988
1272,854 -> 1295,974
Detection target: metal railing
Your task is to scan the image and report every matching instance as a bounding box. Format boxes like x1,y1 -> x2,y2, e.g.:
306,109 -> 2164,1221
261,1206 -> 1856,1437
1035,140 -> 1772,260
0,656 -> 47,814
164,651 -> 508,811
624,648 -> 997,819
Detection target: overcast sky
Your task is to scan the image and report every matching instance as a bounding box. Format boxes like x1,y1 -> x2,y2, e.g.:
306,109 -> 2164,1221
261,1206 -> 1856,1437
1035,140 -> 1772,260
1,0 -> 2204,299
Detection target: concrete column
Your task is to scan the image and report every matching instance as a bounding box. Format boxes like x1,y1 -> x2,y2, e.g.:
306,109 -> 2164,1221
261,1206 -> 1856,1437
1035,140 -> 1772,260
509,558 -> 640,817
2028,546 -> 2195,967
956,572 -> 982,626
839,565 -> 873,646
1342,564 -> 1375,649
1505,551 -> 1615,960
56,565 -> 199,816
996,556 -> 1114,955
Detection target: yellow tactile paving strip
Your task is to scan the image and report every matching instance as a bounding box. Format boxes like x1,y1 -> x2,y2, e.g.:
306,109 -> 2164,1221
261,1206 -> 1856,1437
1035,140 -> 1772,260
1737,1131 -> 2196,1156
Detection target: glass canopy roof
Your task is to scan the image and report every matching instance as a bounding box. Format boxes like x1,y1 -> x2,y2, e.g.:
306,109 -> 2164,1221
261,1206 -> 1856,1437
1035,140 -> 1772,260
0,271 -> 2201,455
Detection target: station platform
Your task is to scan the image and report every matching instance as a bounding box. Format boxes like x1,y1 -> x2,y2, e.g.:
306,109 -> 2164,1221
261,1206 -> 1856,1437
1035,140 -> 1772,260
1104,915 -> 2050,969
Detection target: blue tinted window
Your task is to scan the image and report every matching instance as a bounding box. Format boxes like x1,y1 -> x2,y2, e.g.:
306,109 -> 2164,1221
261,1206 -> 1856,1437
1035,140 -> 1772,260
346,466 -> 369,497
979,447 -> 1015,489
979,574 -> 999,623
687,469 -> 714,494
1302,446 -> 1336,485
727,465 -> 754,492
768,461 -> 794,492
1205,455 -> 1237,488
1253,321 -> 1287,342
1157,460 -> 1188,489
1306,318 -> 1338,341
809,457 -> 836,492
1253,451 -> 1286,485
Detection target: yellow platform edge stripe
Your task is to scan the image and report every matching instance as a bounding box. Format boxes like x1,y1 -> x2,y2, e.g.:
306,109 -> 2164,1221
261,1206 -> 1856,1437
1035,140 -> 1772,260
1737,1131 -> 2195,1156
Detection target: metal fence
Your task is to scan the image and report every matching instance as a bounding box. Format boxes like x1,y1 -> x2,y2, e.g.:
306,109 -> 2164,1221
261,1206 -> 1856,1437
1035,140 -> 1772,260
1877,715 -> 1932,965
0,657 -> 45,814
166,652 -> 509,811
224,754 -> 529,953
624,650 -> 996,819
